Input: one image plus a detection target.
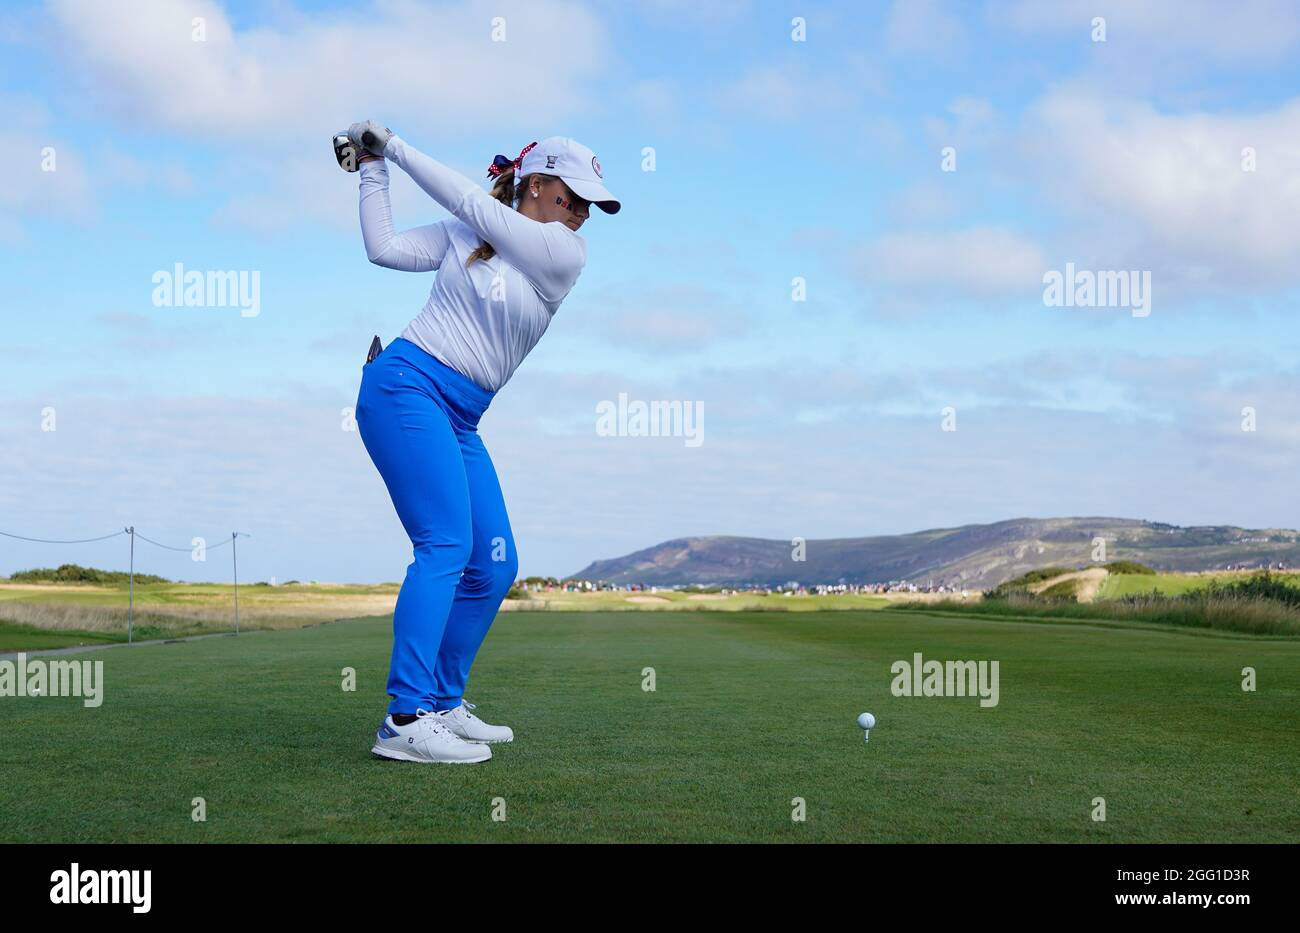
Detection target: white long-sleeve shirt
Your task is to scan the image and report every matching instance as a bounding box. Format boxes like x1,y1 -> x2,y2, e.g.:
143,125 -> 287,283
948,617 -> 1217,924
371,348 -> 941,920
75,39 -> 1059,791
358,134 -> 587,392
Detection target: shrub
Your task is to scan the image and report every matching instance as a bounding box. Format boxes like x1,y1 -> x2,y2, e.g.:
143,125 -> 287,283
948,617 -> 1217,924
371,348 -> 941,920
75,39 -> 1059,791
7,564 -> 169,585
1104,561 -> 1156,575
1199,571 -> 1300,608
1039,578 -> 1079,601
901,575 -> 1300,636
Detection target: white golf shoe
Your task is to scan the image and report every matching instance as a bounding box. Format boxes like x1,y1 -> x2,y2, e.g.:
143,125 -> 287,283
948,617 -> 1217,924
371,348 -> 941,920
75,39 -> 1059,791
371,708 -> 492,764
438,701 -> 514,744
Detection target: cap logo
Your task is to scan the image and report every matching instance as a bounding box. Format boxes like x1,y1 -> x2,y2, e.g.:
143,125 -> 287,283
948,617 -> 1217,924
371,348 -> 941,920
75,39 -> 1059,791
591,156 -> 602,178
545,155 -> 558,169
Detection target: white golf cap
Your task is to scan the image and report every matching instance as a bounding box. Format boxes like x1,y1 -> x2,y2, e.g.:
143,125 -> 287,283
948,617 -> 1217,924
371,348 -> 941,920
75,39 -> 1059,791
518,136 -> 621,214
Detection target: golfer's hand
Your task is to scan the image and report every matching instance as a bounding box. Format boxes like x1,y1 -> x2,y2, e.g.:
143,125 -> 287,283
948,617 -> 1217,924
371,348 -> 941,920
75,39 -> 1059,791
347,120 -> 393,157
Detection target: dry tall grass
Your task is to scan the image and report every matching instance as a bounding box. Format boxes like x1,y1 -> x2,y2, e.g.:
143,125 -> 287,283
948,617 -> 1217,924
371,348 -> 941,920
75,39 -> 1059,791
0,591 -> 398,636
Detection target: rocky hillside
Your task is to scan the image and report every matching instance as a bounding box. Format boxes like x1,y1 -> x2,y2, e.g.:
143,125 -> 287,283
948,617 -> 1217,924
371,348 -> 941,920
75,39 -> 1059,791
568,518 -> 1300,589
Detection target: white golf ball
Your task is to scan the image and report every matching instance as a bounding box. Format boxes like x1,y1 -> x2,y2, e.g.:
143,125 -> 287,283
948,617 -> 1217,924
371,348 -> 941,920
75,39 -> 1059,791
857,712 -> 876,730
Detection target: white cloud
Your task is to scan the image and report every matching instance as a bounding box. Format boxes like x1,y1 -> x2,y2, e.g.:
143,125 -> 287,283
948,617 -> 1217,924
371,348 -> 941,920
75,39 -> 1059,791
625,78 -> 679,128
210,153 -> 358,233
998,0 -> 1300,68
711,61 -> 855,122
925,96 -> 998,152
886,0 -> 966,60
884,182 -> 958,226
1024,88 -> 1300,286
587,284 -> 750,351
631,0 -> 751,27
46,0 -> 612,139
859,227 -> 1045,296
98,143 -> 194,195
0,92 -> 94,234
42,0 -> 613,239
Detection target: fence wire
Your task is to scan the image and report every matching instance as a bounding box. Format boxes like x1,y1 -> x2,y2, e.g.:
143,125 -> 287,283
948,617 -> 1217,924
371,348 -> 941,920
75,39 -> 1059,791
1,526 -> 252,644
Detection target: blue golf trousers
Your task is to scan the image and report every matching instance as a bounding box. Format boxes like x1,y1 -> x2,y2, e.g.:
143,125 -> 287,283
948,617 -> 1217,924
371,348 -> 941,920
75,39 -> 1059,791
355,337 -> 518,715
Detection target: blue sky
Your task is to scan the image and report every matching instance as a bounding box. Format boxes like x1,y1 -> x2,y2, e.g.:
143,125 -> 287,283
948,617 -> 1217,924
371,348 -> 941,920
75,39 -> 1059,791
1,0 -> 1297,583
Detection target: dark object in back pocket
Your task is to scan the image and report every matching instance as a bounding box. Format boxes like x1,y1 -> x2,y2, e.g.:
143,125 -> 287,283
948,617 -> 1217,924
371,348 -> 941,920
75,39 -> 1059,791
366,335 -> 383,365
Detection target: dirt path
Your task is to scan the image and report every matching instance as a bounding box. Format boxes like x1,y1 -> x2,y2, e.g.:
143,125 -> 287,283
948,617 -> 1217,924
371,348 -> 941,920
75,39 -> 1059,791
1028,567 -> 1108,603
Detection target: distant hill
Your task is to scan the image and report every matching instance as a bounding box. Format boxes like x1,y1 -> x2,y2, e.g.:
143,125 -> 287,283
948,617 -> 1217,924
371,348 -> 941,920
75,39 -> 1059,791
568,517 -> 1300,589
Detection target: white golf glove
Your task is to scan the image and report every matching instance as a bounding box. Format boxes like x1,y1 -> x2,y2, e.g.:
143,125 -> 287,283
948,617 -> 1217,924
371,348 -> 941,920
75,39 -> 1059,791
347,120 -> 393,157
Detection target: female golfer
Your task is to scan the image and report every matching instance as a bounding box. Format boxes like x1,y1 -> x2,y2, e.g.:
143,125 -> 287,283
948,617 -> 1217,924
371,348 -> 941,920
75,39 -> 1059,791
346,121 -> 620,764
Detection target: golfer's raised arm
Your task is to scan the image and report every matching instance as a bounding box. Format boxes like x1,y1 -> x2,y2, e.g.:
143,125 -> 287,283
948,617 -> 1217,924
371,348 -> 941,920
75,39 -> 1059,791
382,135 -> 586,301
358,158 -> 453,272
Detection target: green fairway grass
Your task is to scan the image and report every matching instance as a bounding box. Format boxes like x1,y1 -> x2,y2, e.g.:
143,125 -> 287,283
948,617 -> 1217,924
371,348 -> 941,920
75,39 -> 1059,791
0,623 -> 121,651
1,610 -> 1296,842
1099,570 -> 1300,599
